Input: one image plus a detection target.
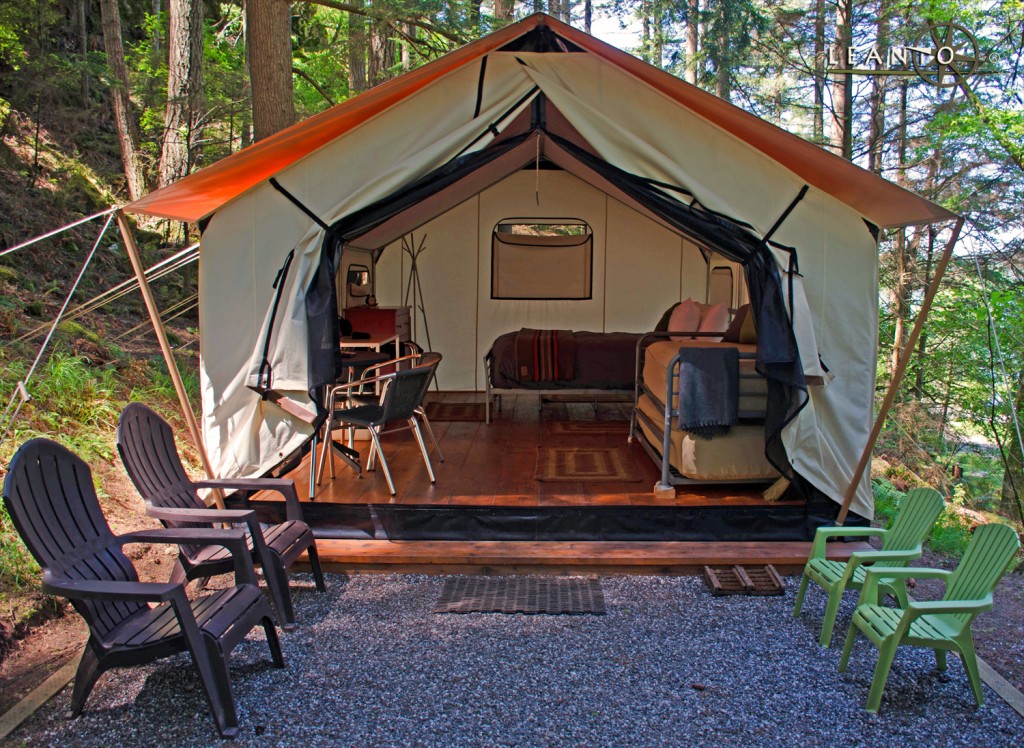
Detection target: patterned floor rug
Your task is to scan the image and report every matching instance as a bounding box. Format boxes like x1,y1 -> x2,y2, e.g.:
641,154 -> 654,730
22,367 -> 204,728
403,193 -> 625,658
535,447 -> 642,482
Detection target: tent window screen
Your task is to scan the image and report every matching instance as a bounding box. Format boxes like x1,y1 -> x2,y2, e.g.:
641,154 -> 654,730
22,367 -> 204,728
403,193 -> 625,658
491,220 -> 593,300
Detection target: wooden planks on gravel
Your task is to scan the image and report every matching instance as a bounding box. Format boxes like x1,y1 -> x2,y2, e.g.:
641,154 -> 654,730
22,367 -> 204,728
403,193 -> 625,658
306,539 -> 873,576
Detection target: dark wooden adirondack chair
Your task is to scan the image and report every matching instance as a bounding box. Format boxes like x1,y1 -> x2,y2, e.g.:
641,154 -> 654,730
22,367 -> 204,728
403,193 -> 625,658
2,438 -> 284,738
117,403 -> 325,630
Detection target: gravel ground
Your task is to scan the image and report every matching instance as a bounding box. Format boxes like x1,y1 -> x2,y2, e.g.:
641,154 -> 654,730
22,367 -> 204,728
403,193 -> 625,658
6,574 -> 1023,748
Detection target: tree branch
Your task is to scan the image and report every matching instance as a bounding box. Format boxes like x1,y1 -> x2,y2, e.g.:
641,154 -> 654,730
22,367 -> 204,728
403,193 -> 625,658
292,67 -> 336,106
299,0 -> 466,44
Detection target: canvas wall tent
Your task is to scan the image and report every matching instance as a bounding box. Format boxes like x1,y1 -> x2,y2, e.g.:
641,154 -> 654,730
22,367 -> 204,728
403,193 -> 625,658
124,14 -> 957,523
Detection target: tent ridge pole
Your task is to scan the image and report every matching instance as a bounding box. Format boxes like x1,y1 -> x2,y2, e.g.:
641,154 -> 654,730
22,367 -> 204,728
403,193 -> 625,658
836,216 -> 964,525
115,210 -> 224,509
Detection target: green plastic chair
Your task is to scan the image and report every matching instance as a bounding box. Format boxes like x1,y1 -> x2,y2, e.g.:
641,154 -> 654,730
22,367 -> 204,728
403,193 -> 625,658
793,487 -> 946,646
838,522 -> 1020,713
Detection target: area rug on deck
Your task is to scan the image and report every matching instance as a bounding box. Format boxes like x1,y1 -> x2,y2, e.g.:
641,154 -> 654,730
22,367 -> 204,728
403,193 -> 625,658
424,402 -> 487,422
535,447 -> 643,482
546,421 -> 631,436
435,577 -> 606,614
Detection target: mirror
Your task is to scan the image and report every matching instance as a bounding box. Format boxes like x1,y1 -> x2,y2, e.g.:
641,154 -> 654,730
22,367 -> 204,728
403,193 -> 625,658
347,265 -> 371,299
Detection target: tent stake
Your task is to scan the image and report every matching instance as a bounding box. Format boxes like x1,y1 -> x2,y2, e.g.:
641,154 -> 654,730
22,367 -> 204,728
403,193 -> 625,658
836,216 -> 964,525
115,210 -> 224,508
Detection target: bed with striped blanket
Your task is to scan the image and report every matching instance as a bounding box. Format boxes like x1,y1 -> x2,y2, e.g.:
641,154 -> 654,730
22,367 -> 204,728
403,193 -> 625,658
484,329 -> 641,422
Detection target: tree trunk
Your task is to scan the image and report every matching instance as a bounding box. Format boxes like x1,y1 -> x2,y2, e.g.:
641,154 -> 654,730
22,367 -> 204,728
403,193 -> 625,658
187,0 -> 204,164
889,78 -> 910,381
830,0 -> 853,158
998,370 -> 1024,523
99,0 -> 145,201
867,1 -> 888,173
78,0 -> 89,109
812,0 -> 824,142
913,224 -> 935,398
144,0 -> 163,111
367,19 -> 395,87
348,0 -> 367,95
938,359 -> 954,448
652,1 -> 664,69
641,0 -> 651,64
715,2 -> 730,99
891,229 -> 910,380
246,0 -> 295,141
494,0 -> 514,22
400,22 -> 411,72
160,0 -> 203,188
683,0 -> 698,85
468,1 -> 481,35
584,0 -> 592,34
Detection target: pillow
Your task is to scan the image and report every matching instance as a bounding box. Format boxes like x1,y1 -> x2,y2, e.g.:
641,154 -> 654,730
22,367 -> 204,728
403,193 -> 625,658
697,302 -> 730,342
722,304 -> 750,343
739,308 -> 757,344
655,302 -> 681,332
668,299 -> 702,341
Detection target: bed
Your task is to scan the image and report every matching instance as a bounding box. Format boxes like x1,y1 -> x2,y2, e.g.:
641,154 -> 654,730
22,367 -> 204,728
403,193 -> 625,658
484,329 -> 642,423
631,337 -> 778,485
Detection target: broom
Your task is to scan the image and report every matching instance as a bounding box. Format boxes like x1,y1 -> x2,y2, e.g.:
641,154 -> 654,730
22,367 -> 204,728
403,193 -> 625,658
762,475 -> 790,501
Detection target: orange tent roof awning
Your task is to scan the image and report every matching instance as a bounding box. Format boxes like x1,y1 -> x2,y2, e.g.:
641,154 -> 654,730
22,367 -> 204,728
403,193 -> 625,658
125,14 -> 955,229
125,16 -> 547,223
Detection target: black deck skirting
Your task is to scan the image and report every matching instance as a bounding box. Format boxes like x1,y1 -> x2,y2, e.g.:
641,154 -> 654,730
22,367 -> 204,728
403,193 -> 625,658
241,499 -> 868,542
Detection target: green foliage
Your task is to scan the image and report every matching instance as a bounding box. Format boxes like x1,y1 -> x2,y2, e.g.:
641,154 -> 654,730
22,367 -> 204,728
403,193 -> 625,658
872,478 -> 906,529
0,502 -> 39,591
134,354 -> 201,406
57,320 -> 101,344
929,508 -> 974,557
5,353 -> 120,461
872,478 -> 995,560
955,451 -> 1004,511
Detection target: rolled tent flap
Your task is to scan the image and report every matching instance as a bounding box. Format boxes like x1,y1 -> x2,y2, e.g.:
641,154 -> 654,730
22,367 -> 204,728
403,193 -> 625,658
774,253 -> 829,382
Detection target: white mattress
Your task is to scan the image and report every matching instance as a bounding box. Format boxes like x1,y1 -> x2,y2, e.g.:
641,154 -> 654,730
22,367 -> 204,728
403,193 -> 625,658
636,393 -> 777,482
642,340 -> 767,416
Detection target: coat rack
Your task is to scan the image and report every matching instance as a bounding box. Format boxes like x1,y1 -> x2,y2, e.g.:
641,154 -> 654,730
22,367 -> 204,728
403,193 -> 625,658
402,233 -> 433,353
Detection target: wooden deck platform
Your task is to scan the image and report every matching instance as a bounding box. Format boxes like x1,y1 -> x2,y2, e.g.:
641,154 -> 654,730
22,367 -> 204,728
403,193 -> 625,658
309,539 -> 873,576
276,392 -> 865,574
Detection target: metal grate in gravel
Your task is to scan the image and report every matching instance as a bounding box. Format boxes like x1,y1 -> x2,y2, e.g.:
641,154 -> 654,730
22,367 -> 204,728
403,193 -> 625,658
435,577 -> 606,614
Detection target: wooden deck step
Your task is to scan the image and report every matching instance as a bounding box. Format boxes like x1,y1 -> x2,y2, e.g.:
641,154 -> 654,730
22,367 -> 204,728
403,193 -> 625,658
308,539 -> 874,576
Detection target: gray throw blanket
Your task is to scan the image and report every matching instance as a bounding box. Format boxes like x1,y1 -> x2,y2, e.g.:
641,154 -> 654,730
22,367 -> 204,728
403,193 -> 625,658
676,347 -> 739,438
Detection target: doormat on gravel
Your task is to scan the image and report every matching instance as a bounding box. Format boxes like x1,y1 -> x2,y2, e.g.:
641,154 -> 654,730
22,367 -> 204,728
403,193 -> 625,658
435,577 -> 606,614
535,447 -> 642,482
703,565 -> 785,596
546,421 -> 631,436
424,402 -> 486,421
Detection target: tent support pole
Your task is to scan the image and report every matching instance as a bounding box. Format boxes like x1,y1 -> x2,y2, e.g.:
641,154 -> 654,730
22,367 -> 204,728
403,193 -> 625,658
115,210 -> 224,509
836,216 -> 964,525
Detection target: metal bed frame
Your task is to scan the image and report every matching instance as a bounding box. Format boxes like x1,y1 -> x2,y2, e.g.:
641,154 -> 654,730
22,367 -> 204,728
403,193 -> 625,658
483,351 -> 633,423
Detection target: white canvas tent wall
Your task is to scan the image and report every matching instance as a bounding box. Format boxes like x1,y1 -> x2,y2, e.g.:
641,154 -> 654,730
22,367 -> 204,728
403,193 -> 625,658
125,14 -> 956,521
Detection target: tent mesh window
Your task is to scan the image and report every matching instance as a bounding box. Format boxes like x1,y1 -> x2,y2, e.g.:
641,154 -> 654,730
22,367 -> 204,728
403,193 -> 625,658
491,219 -> 593,300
